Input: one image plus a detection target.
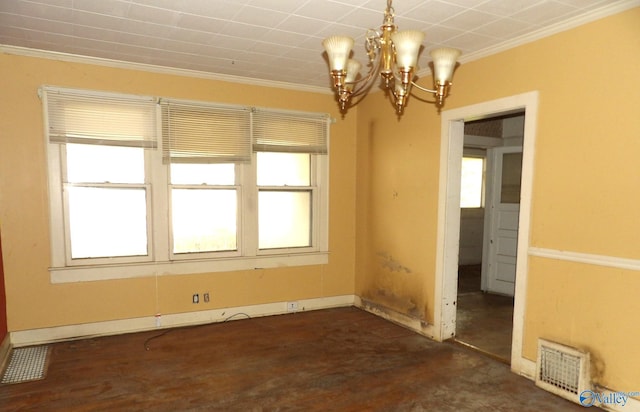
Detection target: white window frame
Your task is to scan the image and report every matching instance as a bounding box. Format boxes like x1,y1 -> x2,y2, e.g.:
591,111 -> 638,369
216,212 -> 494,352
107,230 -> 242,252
254,152 -> 324,256
43,87 -> 329,283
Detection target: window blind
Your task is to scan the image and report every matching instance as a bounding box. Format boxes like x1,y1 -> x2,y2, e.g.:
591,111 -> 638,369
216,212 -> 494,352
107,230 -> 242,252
160,100 -> 252,164
44,87 -> 157,148
252,109 -> 329,154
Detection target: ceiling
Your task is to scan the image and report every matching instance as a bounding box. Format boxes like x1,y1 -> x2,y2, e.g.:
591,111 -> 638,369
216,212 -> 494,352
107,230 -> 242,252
0,0 -> 632,91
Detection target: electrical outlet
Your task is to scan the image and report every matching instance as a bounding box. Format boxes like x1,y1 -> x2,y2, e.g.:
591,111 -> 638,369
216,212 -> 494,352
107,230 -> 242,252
192,293 -> 199,304
287,301 -> 299,312
203,292 -> 210,303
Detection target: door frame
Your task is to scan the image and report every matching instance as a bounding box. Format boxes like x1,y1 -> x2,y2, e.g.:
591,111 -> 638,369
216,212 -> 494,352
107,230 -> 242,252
433,91 -> 538,375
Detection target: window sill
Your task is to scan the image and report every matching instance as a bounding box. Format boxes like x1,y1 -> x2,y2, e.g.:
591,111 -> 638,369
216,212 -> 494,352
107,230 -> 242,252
50,252 -> 329,284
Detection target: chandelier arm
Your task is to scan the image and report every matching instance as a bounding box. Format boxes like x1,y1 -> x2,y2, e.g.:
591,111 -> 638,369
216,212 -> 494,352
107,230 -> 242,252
347,56 -> 384,99
409,80 -> 438,94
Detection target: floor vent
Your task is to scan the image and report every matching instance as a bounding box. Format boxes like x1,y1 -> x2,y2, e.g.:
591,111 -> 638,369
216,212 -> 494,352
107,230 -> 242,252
535,338 -> 590,404
1,346 -> 50,385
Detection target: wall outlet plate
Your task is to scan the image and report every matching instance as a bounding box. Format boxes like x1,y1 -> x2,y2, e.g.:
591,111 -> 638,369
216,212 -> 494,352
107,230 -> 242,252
287,301 -> 299,312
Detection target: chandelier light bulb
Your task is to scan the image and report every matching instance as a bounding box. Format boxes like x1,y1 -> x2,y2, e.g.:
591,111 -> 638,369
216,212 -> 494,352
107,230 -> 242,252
430,48 -> 461,84
345,59 -> 362,84
391,30 -> 425,69
322,36 -> 354,72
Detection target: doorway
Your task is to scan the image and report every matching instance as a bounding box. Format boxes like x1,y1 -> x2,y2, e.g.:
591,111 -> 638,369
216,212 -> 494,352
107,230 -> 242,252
455,113 -> 525,362
434,92 -> 539,375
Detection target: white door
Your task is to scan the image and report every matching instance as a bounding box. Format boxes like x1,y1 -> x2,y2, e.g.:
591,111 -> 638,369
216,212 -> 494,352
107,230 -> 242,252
482,146 -> 523,296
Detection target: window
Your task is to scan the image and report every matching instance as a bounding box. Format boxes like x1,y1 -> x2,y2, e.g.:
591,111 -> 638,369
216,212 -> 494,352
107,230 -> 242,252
257,152 -> 312,249
44,87 -> 329,283
460,156 -> 485,208
170,163 -> 238,255
66,144 -> 149,260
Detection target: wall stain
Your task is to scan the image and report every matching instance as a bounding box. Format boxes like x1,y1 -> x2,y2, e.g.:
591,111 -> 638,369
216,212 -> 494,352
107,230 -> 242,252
361,286 -> 424,321
377,252 -> 411,274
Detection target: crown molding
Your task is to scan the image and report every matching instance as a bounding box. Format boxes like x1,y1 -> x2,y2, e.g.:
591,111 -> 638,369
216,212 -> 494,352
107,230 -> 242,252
417,0 -> 640,78
0,44 -> 332,95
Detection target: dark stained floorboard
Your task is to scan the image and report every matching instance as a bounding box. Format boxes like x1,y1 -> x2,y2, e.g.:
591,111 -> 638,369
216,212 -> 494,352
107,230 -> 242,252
1,307 -> 586,411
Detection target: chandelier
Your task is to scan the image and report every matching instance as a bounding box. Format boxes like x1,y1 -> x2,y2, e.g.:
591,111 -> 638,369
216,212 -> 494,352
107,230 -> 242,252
322,0 -> 461,114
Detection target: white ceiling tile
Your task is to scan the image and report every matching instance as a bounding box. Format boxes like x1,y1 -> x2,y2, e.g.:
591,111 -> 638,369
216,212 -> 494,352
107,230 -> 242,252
293,1 -> 355,21
475,0 -> 545,17
260,29 -> 309,47
246,0 -> 307,13
315,22 -> 368,40
22,0 -> 73,8
511,1 -> 577,24
440,9 -> 500,31
126,4 -> 179,26
176,14 -> 229,34
169,27 -> 220,44
0,0 -> 629,88
74,25 -> 120,43
0,12 -> 24,27
336,7 -> 385,28
72,10 -> 125,32
446,31 -> 497,51
0,27 -> 27,41
277,15 -> 332,35
232,5 -> 289,27
402,1 -> 467,24
473,18 -> 534,38
424,25 -> 466,44
72,0 -> 131,18
220,21 -> 271,39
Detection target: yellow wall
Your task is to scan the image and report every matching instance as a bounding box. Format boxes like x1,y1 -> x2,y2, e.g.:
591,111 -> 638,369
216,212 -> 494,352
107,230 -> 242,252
0,53 -> 357,330
1,5 -> 639,395
356,7 -> 640,391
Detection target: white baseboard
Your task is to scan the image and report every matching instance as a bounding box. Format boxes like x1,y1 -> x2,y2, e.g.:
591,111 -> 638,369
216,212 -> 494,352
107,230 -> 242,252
10,294 -> 356,347
356,297 -> 436,340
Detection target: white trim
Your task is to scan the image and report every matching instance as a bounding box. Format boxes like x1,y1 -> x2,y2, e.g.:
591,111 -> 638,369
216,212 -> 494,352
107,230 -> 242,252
50,252 -> 329,283
356,297 -> 437,340
529,247 -> 640,271
519,358 -> 537,380
435,92 -> 539,378
10,295 -> 355,347
416,0 -> 640,78
0,45 -> 331,95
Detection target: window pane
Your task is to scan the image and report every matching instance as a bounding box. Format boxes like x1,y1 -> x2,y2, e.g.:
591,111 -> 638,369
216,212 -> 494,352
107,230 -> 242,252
501,152 -> 522,204
259,191 -> 311,249
172,189 -> 237,253
170,163 -> 235,185
460,157 -> 484,208
66,144 -> 144,183
257,152 -> 310,186
67,187 -> 148,259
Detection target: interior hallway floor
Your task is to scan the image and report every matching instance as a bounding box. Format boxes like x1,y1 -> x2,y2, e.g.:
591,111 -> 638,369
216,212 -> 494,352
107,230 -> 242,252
456,264 -> 514,362
0,306 -> 585,411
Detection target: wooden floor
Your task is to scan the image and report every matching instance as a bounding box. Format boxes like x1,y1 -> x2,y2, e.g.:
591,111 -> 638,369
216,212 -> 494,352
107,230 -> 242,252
1,307 -> 585,411
456,264 -> 514,362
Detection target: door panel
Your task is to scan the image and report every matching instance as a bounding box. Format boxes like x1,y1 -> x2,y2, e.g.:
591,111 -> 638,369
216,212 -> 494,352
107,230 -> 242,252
483,147 -> 522,296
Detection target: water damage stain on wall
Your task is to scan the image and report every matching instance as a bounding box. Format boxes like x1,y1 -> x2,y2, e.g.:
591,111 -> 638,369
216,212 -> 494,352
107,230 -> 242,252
377,252 -> 411,274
